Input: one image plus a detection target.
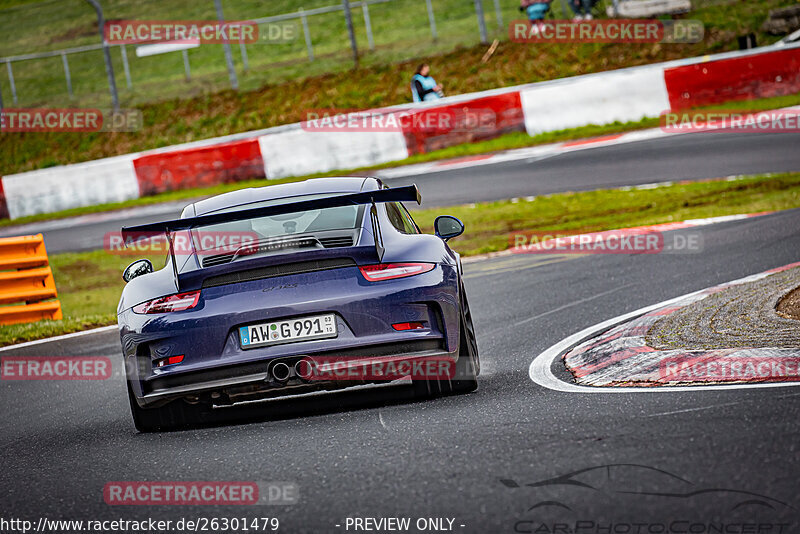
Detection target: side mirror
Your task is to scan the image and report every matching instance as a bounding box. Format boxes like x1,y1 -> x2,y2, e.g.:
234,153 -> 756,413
123,259 -> 154,283
434,215 -> 465,241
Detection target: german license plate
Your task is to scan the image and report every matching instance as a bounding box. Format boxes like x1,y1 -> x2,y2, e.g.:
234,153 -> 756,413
239,313 -> 337,349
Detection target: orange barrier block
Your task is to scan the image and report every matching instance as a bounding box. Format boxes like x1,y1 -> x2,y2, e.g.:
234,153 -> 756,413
0,234 -> 62,325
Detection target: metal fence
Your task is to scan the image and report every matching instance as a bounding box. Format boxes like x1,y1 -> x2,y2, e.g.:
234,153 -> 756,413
0,0 -> 527,109
2,0 -> 687,109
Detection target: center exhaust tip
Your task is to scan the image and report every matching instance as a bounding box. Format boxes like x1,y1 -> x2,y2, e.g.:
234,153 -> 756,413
271,361 -> 291,382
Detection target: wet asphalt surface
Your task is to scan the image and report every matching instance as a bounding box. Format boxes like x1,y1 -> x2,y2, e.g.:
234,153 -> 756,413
2,209 -> 800,533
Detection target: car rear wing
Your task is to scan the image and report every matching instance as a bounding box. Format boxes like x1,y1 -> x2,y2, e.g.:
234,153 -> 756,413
121,184 -> 422,289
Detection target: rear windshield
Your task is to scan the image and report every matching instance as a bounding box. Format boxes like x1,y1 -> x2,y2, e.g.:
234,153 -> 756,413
189,193 -> 365,255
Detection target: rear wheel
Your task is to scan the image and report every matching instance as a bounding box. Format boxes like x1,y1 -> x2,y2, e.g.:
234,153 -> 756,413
127,380 -> 206,432
451,284 -> 479,393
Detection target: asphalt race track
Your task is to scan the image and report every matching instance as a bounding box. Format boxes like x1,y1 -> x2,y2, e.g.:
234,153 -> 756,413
4,130 -> 799,254
389,130 -> 800,206
2,209 -> 800,531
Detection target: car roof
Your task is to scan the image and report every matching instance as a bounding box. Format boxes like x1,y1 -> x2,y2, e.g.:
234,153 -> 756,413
184,176 -> 381,217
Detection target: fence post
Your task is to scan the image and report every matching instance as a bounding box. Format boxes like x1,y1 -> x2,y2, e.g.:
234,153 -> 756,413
85,0 -> 119,109
182,49 -> 192,80
6,61 -> 17,105
424,0 -> 438,40
558,0 -> 570,18
492,0 -> 503,28
473,0 -> 489,44
61,52 -> 73,97
299,8 -> 315,61
362,2 -> 375,50
214,0 -> 239,90
342,0 -> 359,67
120,44 -> 132,88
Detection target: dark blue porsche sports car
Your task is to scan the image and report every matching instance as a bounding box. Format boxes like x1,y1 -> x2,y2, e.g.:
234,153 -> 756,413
118,177 -> 480,431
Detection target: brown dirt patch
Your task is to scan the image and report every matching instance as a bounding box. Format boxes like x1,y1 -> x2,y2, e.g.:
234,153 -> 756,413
776,285 -> 800,320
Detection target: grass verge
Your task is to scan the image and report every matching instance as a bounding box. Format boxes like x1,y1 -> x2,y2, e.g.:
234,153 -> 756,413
1,171 -> 798,347
2,91 -> 799,230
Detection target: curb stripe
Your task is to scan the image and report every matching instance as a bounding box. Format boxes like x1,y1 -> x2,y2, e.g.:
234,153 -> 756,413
529,261 -> 800,393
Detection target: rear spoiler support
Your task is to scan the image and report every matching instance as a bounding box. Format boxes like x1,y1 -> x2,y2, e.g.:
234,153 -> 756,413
370,199 -> 385,262
165,229 -> 181,292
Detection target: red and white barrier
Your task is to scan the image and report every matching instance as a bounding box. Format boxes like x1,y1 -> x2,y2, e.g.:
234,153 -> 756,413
2,154 -> 141,219
1,44 -> 797,220
257,126 -> 408,179
133,138 -> 265,196
663,47 -> 800,110
521,66 -> 669,134
400,92 -> 525,155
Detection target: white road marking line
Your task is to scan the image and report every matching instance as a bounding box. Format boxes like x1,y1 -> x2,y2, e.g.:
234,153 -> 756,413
378,411 -> 388,430
645,400 -> 748,417
0,325 -> 117,352
528,264 -> 800,393
513,283 -> 636,328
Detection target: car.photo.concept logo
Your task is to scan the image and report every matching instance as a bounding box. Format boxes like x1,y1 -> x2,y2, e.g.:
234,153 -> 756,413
503,464 -> 795,533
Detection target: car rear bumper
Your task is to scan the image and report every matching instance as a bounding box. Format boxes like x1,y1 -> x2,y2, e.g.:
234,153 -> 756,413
120,263 -> 460,392
133,339 -> 457,408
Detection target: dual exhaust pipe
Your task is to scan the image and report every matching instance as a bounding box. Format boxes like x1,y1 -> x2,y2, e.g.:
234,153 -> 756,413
270,359 -> 314,382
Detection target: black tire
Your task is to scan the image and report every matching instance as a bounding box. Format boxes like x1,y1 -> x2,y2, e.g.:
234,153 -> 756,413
413,281 -> 479,397
451,283 -> 479,393
127,380 -> 206,432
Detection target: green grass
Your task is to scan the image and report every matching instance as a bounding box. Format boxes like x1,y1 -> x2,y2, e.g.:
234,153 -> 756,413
0,250 -> 163,346
412,172 -> 800,256
2,90 -> 799,229
1,171 -> 799,346
0,0 -> 532,108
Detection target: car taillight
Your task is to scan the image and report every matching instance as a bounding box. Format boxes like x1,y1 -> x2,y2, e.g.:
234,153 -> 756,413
392,322 -> 426,331
359,263 -> 435,281
154,355 -> 184,368
133,291 -> 200,314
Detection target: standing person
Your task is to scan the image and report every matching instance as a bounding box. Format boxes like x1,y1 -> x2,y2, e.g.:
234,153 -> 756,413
569,0 -> 595,20
411,64 -> 443,102
520,0 -> 552,32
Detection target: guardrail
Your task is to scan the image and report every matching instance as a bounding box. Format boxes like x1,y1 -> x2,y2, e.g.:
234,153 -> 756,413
0,234 -> 62,325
